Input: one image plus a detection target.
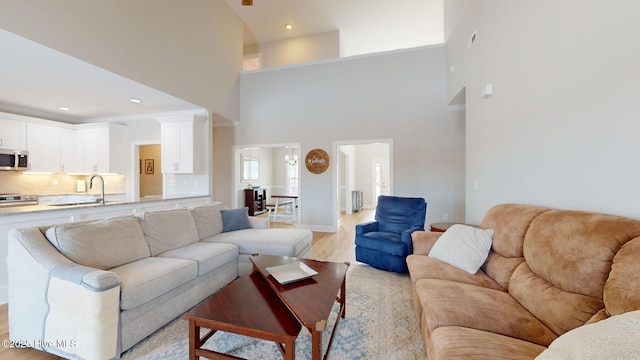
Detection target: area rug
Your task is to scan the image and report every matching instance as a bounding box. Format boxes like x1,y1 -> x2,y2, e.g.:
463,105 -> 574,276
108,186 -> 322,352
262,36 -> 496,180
121,263 -> 427,359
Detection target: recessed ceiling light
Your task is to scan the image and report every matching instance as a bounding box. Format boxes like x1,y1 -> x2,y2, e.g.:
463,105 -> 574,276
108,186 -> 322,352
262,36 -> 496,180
130,98 -> 142,104
285,24 -> 293,30
58,106 -> 70,111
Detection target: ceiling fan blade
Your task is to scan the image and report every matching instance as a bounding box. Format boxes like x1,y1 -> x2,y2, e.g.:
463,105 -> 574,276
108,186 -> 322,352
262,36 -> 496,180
242,0 -> 253,5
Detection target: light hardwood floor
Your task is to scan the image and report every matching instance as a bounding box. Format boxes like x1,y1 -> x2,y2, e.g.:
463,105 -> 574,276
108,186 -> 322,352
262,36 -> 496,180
0,209 -> 375,360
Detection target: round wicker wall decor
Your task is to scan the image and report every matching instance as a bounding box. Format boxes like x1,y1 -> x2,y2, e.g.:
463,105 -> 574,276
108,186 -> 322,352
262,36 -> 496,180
305,148 -> 330,174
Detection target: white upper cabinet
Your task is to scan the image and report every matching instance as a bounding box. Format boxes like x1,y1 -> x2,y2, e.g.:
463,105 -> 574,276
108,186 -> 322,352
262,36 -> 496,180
75,123 -> 126,174
158,115 -> 204,174
0,117 -> 27,150
60,127 -> 79,173
26,122 -> 61,173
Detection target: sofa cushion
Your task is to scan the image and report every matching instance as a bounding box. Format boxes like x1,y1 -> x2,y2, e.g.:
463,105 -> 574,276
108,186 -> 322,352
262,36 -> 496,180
157,242 -> 239,275
137,208 -> 200,256
407,254 -> 503,291
428,225 -> 493,274
190,202 -> 226,239
416,278 -> 557,347
429,326 -> 546,360
204,228 -> 312,257
480,204 -> 550,259
476,204 -> 549,290
45,216 -> 150,270
513,210 -> 640,335
221,207 -> 251,232
110,257 -> 197,310
535,310 -> 640,360
407,254 -> 504,330
604,237 -> 640,316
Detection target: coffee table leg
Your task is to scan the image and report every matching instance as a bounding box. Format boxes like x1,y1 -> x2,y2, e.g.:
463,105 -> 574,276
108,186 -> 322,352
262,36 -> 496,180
311,327 -> 322,360
188,320 -> 197,360
340,275 -> 346,318
285,337 -> 295,360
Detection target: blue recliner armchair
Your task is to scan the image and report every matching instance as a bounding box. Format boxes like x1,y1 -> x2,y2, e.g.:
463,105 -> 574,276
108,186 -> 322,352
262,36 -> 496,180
355,195 -> 427,273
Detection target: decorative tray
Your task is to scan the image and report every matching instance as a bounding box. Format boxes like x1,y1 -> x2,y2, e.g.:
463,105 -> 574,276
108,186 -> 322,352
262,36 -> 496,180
266,261 -> 318,285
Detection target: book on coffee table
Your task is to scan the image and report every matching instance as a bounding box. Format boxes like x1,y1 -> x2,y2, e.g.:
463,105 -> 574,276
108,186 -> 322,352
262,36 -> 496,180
266,261 -> 318,284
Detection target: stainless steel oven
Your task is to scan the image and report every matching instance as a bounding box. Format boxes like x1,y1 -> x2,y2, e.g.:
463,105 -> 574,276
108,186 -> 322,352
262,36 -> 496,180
0,149 -> 29,171
0,194 -> 39,207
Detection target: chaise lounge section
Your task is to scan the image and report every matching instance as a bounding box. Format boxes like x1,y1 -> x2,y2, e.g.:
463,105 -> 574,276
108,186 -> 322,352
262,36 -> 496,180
7,202 -> 312,359
407,203 -> 640,359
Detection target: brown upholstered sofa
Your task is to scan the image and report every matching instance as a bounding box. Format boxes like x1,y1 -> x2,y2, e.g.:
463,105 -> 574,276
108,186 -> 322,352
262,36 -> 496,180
407,203 -> 640,359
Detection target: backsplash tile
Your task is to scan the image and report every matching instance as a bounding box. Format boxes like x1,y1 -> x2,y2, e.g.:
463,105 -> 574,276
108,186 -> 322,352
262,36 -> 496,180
0,172 -> 125,195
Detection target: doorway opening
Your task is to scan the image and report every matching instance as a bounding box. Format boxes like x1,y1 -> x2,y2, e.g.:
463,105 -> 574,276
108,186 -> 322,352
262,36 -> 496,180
139,144 -> 162,199
130,141 -> 163,202
335,139 -> 392,227
232,143 -> 301,225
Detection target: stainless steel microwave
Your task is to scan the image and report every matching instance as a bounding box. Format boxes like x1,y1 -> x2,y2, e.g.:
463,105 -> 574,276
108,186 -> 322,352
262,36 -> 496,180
0,149 -> 29,170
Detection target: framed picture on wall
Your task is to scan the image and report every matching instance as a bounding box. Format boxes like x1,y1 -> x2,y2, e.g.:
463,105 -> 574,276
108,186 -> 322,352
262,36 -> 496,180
145,159 -> 154,174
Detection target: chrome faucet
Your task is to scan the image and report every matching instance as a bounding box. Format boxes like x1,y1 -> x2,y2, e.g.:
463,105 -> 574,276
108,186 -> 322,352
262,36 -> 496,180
89,175 -> 105,205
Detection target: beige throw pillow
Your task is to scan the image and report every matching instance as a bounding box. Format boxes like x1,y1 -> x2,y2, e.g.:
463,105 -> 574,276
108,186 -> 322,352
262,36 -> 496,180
428,224 -> 493,274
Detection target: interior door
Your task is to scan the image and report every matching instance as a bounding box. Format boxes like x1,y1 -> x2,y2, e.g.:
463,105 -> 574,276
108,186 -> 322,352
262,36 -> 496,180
373,157 -> 390,205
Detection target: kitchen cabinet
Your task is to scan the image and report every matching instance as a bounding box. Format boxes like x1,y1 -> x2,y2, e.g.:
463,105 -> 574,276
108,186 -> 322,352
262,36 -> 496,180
0,117 -> 27,150
26,122 -> 61,173
76,123 -> 126,174
60,127 -> 79,173
158,115 -> 204,174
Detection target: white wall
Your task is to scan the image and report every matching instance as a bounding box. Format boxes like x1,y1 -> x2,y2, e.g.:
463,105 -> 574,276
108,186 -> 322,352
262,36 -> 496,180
0,0 -> 243,121
227,46 -> 466,231
246,31 -> 340,69
445,0 -> 640,223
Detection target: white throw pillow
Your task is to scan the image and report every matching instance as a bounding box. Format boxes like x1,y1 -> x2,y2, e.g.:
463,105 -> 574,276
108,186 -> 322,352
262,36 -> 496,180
427,224 -> 493,274
535,310 -> 640,360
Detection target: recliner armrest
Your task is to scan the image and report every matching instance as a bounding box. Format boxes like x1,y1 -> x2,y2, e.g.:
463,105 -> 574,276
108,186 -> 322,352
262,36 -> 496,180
401,226 -> 424,254
356,221 -> 379,235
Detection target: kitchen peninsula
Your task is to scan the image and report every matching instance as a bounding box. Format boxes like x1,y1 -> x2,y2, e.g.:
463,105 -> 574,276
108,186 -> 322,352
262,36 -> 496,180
0,195 -> 212,304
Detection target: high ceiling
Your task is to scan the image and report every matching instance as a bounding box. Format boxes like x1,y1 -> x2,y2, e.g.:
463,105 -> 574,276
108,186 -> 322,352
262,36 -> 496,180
225,0 -> 444,57
0,1 -> 444,124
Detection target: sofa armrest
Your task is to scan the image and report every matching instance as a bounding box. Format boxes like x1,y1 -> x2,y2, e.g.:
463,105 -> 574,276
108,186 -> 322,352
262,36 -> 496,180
8,227 -> 121,359
45,264 -> 121,359
249,216 -> 269,229
356,221 -> 379,235
412,230 -> 442,255
50,263 -> 120,291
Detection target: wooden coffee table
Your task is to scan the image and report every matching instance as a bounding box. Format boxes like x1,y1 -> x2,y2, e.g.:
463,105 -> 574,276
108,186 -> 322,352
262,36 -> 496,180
183,271 -> 301,360
183,255 -> 349,360
250,255 -> 350,360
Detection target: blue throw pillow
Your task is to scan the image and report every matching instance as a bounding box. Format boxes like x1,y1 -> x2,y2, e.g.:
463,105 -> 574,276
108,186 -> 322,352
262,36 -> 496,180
221,207 -> 251,232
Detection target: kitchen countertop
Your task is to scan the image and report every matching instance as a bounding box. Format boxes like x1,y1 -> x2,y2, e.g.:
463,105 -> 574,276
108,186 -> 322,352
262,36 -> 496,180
0,195 -> 210,216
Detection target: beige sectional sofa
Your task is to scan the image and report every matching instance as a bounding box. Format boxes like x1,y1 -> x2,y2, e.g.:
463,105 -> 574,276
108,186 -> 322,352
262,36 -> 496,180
407,203 -> 640,359
7,202 -> 312,360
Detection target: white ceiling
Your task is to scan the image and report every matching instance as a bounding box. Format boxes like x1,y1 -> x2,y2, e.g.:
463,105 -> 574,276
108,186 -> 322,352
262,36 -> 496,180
0,28 -> 202,124
0,1 -> 443,124
226,0 -> 444,57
